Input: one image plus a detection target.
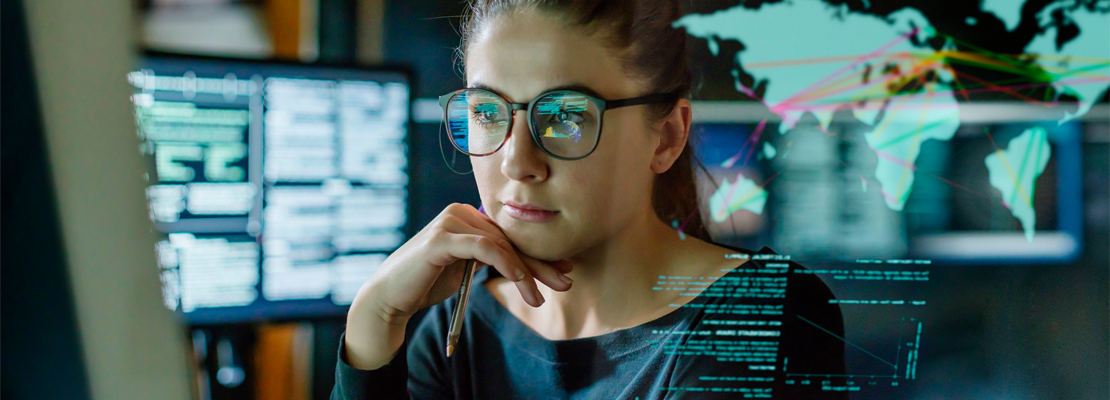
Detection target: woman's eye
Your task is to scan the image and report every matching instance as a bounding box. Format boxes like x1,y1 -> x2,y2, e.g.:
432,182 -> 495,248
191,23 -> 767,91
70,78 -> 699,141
550,111 -> 587,124
470,104 -> 501,124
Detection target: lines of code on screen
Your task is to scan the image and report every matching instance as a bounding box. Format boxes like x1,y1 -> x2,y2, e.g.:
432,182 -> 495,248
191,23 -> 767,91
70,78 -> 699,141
648,253 -> 930,398
130,61 -> 409,321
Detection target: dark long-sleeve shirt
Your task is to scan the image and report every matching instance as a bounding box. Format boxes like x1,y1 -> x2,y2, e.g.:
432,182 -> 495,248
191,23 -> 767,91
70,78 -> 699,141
332,246 -> 847,399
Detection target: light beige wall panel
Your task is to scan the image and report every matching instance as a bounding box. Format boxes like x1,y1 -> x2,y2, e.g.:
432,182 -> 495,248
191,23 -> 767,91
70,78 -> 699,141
22,0 -> 193,399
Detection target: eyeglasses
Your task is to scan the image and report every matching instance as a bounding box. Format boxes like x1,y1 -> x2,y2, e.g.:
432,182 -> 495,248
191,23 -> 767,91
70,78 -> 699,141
439,88 -> 676,160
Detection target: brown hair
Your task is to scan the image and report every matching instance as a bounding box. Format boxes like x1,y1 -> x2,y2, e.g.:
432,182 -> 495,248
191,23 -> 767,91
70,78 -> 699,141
458,0 -> 711,241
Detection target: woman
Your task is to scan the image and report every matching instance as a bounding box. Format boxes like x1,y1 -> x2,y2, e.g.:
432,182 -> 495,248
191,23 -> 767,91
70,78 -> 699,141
333,0 -> 846,398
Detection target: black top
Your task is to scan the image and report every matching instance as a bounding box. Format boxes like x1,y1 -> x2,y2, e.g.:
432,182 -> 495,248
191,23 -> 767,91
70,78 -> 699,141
332,246 -> 847,399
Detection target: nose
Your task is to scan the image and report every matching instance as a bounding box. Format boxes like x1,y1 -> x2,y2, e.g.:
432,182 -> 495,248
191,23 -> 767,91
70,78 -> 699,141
500,109 -> 549,183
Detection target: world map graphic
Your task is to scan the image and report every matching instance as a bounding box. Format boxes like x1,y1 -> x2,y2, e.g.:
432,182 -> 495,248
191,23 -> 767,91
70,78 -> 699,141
677,0 -> 1109,242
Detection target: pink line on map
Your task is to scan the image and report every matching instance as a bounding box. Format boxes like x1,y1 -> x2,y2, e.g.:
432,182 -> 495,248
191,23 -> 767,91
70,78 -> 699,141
872,147 -> 917,171
772,28 -> 919,114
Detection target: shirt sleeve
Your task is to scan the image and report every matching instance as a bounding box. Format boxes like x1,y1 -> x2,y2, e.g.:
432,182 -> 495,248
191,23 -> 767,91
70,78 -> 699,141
330,332 -> 410,400
330,303 -> 458,400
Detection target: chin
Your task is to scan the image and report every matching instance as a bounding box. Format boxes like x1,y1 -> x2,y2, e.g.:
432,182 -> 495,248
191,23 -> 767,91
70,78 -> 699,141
498,220 -> 576,261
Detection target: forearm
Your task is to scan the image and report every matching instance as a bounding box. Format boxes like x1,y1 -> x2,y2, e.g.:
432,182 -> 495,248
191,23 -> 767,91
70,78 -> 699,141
344,281 -> 410,370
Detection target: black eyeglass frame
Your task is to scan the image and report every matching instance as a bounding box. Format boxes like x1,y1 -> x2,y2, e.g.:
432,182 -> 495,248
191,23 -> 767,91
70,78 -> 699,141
439,88 -> 677,160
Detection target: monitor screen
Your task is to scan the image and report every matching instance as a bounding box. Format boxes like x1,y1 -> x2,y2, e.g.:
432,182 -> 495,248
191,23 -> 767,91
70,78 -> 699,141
692,105 -> 1086,265
130,54 -> 410,324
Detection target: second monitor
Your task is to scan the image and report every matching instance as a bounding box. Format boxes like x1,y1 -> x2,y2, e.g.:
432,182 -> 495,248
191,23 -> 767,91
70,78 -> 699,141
131,54 -> 410,324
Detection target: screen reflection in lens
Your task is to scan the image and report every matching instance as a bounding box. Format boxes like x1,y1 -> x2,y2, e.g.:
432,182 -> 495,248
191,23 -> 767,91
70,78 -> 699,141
533,91 -> 598,159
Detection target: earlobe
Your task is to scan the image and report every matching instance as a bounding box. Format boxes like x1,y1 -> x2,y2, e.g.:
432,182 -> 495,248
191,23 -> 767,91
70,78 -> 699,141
651,158 -> 672,174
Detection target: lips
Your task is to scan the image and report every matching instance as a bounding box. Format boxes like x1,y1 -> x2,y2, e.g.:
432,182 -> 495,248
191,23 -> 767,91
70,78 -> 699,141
502,201 -> 559,223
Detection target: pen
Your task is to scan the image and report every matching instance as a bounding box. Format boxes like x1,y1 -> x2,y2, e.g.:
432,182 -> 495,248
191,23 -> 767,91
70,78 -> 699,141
446,258 -> 477,357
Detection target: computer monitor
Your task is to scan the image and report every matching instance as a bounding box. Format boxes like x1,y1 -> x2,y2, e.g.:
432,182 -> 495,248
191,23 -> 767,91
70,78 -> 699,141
691,103 -> 1086,265
130,53 -> 411,324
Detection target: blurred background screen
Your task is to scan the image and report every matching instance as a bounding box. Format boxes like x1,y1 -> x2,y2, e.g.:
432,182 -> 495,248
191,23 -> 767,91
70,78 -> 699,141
693,114 -> 1087,264
131,54 -> 411,323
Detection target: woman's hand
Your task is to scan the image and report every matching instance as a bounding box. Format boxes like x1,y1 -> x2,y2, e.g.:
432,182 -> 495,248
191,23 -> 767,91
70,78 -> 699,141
343,203 -> 573,370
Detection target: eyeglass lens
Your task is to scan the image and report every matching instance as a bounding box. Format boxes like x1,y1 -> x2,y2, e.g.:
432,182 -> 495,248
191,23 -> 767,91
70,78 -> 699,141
445,89 -> 601,159
445,90 -> 510,156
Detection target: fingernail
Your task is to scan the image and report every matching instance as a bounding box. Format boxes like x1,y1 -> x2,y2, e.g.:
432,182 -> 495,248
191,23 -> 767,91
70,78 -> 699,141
512,268 -> 526,281
558,273 -> 574,285
535,290 -> 546,306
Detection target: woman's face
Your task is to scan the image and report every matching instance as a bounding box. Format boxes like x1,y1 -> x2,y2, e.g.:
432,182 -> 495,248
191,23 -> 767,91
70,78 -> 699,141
466,9 -> 661,261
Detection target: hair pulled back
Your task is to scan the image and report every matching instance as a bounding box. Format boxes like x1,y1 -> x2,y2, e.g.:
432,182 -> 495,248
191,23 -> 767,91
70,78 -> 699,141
459,0 -> 709,242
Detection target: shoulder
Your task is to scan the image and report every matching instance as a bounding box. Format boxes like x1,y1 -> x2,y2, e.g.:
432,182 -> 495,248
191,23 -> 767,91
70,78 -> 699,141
735,245 -> 841,326
700,243 -> 845,351
711,243 -> 839,305
746,247 -> 847,375
784,260 -> 839,311
782,260 -> 844,347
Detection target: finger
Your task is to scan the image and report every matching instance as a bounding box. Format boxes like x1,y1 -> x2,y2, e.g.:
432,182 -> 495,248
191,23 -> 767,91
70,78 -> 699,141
421,259 -> 468,308
441,215 -> 572,288
445,204 -> 509,241
549,259 -> 573,274
446,206 -> 574,274
439,215 -> 526,270
519,254 -> 572,291
445,233 -> 544,307
439,214 -> 505,241
444,206 -> 573,276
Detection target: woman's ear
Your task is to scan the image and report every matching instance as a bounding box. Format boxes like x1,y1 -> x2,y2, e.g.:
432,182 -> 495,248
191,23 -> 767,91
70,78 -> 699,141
651,98 -> 693,174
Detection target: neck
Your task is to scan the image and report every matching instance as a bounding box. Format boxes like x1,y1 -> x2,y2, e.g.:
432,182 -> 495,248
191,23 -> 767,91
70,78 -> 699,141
534,208 -> 705,339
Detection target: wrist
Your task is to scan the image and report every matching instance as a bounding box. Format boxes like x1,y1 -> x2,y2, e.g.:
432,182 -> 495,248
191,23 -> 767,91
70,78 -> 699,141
372,295 -> 414,329
342,331 -> 400,371
344,282 -> 410,370
357,280 -> 413,327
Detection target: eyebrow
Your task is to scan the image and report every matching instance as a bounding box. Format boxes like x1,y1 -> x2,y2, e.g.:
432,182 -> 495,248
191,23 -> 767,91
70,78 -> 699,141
467,82 -> 606,102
